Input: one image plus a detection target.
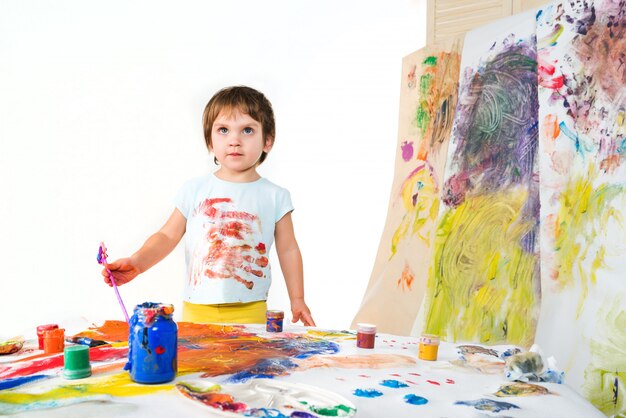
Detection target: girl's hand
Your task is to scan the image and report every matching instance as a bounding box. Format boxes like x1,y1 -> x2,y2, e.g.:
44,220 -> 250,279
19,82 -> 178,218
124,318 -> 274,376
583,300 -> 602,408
291,298 -> 316,327
102,258 -> 140,287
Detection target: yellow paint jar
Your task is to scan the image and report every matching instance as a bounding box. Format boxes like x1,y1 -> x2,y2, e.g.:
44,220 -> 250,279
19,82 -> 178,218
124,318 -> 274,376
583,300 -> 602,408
418,334 -> 440,361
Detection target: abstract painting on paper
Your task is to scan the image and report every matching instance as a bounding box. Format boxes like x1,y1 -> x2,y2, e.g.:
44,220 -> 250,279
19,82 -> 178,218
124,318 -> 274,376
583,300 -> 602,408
534,1 -> 626,415
421,10 -> 541,348
352,40 -> 462,335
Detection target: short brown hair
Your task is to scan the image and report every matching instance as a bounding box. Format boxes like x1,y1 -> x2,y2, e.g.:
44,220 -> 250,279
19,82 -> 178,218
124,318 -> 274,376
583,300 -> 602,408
202,86 -> 275,165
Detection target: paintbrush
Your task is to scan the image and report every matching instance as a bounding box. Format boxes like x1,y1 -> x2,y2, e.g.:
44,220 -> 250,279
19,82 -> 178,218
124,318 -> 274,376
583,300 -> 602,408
97,242 -> 130,323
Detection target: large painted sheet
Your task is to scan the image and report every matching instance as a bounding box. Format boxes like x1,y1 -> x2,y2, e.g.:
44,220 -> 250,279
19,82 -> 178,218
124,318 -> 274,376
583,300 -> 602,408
421,10 -> 541,348
0,321 -> 604,417
535,1 -> 626,416
352,41 -> 462,335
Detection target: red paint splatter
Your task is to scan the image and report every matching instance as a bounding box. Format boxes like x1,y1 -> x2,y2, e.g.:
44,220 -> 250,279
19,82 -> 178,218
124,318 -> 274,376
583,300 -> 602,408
426,380 -> 440,386
255,243 -> 266,254
406,380 -> 418,385
390,373 -> 401,376
358,374 -> 370,378
409,372 -> 421,376
446,378 -> 455,384
155,346 -> 165,355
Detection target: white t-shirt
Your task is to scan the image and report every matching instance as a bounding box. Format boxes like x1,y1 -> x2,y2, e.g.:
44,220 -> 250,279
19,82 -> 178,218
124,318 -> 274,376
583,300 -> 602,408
174,173 -> 294,304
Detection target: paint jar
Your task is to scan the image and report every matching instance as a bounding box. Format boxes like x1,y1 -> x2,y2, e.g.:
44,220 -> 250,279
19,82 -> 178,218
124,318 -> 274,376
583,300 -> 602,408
266,310 -> 284,332
43,328 -> 65,354
418,334 -> 440,361
36,324 -> 58,350
63,345 -> 92,379
356,323 -> 376,349
125,302 -> 177,384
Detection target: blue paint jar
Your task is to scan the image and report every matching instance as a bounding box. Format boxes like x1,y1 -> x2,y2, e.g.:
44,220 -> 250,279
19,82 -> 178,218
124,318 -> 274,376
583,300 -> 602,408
266,310 -> 284,332
125,302 -> 177,384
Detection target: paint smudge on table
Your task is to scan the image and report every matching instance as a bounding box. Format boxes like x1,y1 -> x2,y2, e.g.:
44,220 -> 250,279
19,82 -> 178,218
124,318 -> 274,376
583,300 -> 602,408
379,379 -> 409,388
455,398 -> 520,413
404,394 -> 428,405
352,389 -> 383,398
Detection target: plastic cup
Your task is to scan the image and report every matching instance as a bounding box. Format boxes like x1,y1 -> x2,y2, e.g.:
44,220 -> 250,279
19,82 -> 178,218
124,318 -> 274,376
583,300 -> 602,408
63,345 -> 92,379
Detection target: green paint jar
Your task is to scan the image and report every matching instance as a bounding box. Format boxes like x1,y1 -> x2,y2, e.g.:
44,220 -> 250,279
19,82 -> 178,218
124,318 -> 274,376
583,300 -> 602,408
63,345 -> 92,379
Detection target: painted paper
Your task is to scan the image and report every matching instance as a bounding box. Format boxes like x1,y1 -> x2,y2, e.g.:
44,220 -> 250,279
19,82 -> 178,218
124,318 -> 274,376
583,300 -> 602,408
535,1 -> 626,416
352,40 -> 462,335
421,10 -> 541,347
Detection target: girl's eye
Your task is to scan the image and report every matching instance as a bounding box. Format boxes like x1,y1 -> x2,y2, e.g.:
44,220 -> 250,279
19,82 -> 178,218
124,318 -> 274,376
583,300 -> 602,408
217,127 -> 228,134
243,127 -> 254,135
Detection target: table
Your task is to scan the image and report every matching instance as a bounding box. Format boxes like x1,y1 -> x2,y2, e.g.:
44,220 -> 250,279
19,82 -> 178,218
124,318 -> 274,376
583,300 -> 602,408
0,320 -> 603,417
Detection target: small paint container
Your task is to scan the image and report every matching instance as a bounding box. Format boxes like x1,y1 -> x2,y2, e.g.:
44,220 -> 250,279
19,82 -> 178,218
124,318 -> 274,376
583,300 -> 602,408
63,345 -> 92,379
266,310 -> 284,332
36,324 -> 59,350
356,323 -> 376,349
43,328 -> 65,354
418,334 -> 440,361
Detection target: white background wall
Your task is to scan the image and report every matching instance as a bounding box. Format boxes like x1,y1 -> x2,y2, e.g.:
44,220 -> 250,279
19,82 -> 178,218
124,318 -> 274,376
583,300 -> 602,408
0,0 -> 426,336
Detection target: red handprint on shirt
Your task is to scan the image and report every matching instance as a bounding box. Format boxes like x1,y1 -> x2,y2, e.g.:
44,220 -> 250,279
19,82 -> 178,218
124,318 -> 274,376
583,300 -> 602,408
191,198 -> 269,289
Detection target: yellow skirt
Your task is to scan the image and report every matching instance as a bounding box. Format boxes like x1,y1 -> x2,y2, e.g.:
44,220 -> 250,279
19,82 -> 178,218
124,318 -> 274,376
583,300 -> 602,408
182,300 -> 267,324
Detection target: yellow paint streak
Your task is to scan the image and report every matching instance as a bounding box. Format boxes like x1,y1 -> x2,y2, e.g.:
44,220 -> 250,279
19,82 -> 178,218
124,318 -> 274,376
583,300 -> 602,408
551,167 -> 624,315
582,296 -> 626,416
0,373 -> 172,405
423,189 -> 538,347
390,163 -> 439,258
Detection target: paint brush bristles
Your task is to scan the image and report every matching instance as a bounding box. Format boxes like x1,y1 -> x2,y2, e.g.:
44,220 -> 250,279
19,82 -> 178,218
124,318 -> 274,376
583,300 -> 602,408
97,242 -> 130,323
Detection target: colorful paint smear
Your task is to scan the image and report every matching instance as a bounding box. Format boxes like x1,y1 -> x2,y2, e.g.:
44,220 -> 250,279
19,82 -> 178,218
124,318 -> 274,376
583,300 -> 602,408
494,382 -> 549,397
424,21 -> 540,347
0,322 -> 414,414
455,398 -> 520,413
352,43 -> 461,335
0,372 -> 171,414
536,1 -> 626,411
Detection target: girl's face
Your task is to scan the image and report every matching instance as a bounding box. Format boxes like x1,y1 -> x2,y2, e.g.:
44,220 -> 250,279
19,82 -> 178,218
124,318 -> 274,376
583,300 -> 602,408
211,108 -> 272,180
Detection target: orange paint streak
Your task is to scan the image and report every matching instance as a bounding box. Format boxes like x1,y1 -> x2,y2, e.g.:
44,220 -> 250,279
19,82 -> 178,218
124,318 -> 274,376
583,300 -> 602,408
542,114 -> 560,140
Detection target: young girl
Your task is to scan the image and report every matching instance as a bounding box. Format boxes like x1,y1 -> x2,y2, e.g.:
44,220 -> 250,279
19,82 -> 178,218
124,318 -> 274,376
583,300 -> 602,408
102,86 -> 315,326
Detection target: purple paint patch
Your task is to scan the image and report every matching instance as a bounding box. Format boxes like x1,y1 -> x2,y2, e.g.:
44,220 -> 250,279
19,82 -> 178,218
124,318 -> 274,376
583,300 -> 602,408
401,141 -> 414,161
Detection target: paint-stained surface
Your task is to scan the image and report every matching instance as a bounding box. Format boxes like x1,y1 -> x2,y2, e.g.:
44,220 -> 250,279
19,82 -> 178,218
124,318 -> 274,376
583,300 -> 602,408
423,10 -> 540,347
352,40 -> 462,335
535,2 -> 626,415
0,323 -> 604,417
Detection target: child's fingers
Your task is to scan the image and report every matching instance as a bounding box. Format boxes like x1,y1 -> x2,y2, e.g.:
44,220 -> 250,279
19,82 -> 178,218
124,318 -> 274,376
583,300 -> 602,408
302,313 -> 316,327
291,312 -> 301,323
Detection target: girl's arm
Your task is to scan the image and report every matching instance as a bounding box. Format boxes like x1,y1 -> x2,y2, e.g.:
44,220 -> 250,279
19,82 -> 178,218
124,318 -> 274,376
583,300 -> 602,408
274,212 -> 316,326
102,208 -> 186,286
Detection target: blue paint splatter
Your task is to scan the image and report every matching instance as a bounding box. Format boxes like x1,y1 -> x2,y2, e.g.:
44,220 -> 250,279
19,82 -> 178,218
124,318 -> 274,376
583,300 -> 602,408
0,374 -> 48,390
228,358 -> 298,383
404,394 -> 428,405
379,379 -> 409,388
353,389 -> 383,398
455,398 -> 520,413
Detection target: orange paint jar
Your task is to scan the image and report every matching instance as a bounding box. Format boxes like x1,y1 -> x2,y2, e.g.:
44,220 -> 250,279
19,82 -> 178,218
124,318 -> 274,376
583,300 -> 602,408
418,334 -> 440,361
43,328 -> 65,354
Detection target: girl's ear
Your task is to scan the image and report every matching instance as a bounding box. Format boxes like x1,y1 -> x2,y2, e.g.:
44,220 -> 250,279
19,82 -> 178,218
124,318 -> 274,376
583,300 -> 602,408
263,136 -> 274,153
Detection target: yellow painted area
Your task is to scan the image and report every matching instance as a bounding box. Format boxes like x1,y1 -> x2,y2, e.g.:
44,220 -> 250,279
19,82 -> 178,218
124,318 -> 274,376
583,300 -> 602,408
0,372 -> 173,405
423,189 -> 538,347
583,296 -> 626,416
538,23 -> 564,49
390,163 -> 439,258
551,167 -> 624,315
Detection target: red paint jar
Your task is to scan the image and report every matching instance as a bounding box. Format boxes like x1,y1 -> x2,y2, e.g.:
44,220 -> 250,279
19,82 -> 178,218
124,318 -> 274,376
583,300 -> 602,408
36,324 -> 59,350
356,323 -> 376,349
